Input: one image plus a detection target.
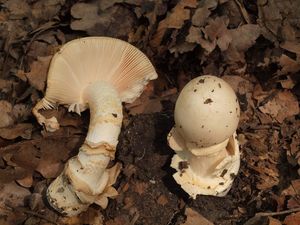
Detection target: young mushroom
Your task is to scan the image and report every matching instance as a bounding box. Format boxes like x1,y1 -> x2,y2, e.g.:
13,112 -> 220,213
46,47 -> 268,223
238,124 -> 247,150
167,75 -> 240,198
32,37 -> 157,216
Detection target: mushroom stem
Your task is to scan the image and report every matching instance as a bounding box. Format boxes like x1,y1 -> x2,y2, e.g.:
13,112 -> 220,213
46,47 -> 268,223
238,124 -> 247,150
170,133 -> 240,198
47,82 -> 122,216
189,139 -> 229,177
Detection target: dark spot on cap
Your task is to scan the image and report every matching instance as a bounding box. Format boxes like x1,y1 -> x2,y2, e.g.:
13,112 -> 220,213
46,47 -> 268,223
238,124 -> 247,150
219,182 -> 224,185
211,89 -> 214,92
226,125 -> 228,127
207,186 -> 211,189
194,89 -> 197,92
112,113 -> 117,118
179,125 -> 182,128
218,83 -> 221,88
201,125 -> 204,128
204,98 -> 213,104
209,130 -> 211,133
220,169 -> 228,177
179,161 -> 189,170
230,111 -> 232,113
198,79 -> 205,83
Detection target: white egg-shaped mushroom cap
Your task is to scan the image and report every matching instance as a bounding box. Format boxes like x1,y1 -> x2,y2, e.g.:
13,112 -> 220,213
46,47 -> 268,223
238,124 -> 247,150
174,75 -> 240,149
43,37 -> 157,112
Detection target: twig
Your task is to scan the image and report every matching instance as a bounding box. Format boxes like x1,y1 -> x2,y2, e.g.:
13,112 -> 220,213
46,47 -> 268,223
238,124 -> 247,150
18,208 -> 58,225
255,207 -> 300,217
234,0 -> 252,24
4,205 -> 58,225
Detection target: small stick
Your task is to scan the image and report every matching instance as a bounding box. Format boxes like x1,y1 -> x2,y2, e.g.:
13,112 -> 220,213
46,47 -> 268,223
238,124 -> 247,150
255,207 -> 300,217
22,209 -> 58,225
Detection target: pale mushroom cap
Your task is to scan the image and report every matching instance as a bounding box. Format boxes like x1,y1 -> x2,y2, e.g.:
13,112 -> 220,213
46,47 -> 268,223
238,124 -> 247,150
174,75 -> 240,148
44,37 -> 157,111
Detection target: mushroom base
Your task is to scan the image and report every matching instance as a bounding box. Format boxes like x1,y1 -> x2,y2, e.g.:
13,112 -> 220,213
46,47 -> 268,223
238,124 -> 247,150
170,133 -> 240,198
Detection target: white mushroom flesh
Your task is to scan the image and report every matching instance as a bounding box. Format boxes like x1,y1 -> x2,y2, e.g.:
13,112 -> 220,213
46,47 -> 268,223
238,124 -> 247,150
32,37 -> 157,216
168,75 -> 240,198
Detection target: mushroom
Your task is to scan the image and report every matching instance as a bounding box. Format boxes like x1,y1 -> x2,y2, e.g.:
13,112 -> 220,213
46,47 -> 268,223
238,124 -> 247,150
167,75 -> 240,198
32,37 -> 157,216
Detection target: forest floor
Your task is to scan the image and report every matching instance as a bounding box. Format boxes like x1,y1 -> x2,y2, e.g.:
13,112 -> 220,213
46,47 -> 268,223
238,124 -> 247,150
0,0 -> 300,225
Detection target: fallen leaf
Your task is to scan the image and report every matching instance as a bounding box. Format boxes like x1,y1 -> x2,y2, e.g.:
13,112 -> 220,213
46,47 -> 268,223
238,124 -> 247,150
284,212 -> 300,225
71,2 -> 135,37
191,6 -> 211,27
0,100 -> 14,128
278,54 -> 300,75
182,207 -> 214,225
268,217 -> 282,225
16,172 -> 33,188
223,24 -> 260,63
0,123 -> 33,140
259,91 -> 299,123
279,76 -> 296,89
280,41 -> 300,55
0,182 -> 31,208
150,0 -> 197,47
25,56 -> 52,91
59,207 -> 104,225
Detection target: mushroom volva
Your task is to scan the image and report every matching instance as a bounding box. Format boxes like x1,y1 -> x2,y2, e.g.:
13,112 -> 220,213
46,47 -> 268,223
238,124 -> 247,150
32,37 -> 157,216
168,75 -> 240,198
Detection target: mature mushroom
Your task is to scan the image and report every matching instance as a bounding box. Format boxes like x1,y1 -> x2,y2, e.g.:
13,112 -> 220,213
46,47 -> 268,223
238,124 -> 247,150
32,37 -> 157,216
167,75 -> 240,198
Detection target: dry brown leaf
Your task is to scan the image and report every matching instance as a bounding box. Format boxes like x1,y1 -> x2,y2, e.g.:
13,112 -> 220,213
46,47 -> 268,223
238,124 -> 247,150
0,123 -> 33,140
258,0 -> 300,43
197,16 -> 229,53
268,217 -> 282,225
223,24 -> 260,63
99,0 -> 124,10
192,7 -> 211,27
157,194 -> 168,206
12,104 -> 31,122
186,26 -> 202,44
0,100 -> 13,128
16,173 -> 33,188
281,179 -> 300,197
280,42 -> 300,55
259,91 -> 299,123
279,76 -> 296,89
59,207 -> 104,225
182,207 -> 214,225
31,0 -> 65,22
0,182 -> 31,208
36,160 -> 63,179
229,24 -> 261,51
3,0 -> 31,19
284,212 -> 300,225
150,0 -> 197,47
25,56 -> 52,91
278,54 -> 300,75
71,3 -> 135,37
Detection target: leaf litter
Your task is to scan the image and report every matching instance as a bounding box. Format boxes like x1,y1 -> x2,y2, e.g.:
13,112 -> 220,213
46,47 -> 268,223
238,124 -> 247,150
0,0 -> 300,224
